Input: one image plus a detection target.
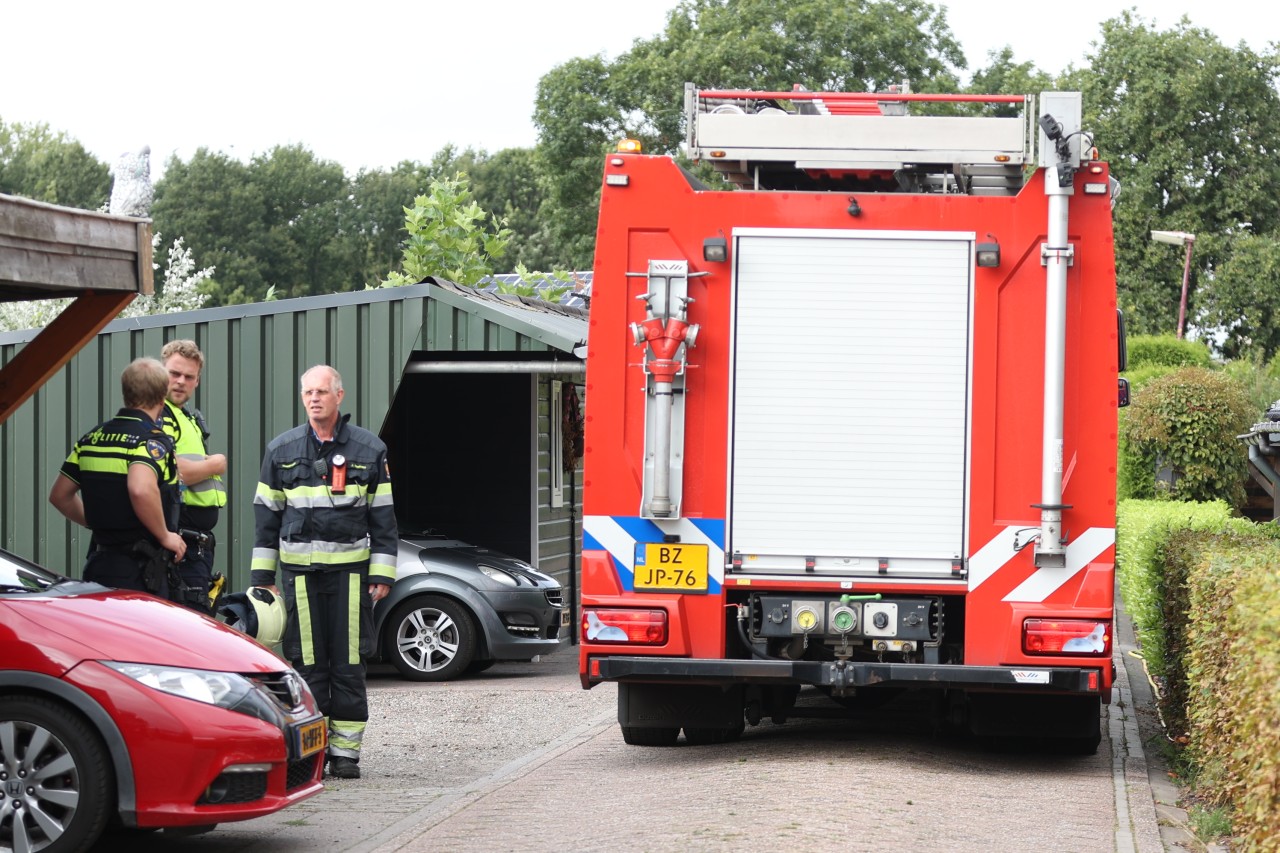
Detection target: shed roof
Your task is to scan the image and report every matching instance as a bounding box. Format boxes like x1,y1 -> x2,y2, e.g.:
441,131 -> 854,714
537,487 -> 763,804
428,279 -> 588,354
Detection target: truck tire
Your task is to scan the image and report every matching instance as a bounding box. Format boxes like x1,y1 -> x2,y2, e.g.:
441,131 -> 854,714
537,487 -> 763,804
383,595 -> 476,682
620,726 -> 680,746
0,695 -> 114,853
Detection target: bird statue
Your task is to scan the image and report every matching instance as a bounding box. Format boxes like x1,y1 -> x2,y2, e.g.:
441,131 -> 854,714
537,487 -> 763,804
109,145 -> 154,217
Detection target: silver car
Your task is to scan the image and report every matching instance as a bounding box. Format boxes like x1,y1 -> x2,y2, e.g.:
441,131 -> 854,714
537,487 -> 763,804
373,533 -> 567,681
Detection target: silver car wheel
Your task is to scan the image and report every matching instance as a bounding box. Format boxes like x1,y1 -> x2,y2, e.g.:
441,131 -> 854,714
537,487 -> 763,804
0,697 -> 111,853
398,606 -> 460,671
384,595 -> 477,682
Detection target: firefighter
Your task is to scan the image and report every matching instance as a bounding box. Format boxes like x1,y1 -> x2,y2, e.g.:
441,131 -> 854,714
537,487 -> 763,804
251,364 -> 397,780
49,358 -> 186,591
161,339 -> 228,613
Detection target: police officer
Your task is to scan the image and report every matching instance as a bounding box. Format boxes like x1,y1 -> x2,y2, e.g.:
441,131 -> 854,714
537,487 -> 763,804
251,365 -> 397,780
161,339 -> 227,612
49,358 -> 186,590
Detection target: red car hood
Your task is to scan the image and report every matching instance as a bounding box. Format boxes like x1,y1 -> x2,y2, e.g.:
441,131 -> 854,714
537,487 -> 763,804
15,589 -> 287,672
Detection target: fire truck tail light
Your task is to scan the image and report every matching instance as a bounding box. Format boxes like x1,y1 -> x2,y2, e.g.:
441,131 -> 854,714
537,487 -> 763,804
583,608 -> 667,645
1023,619 -> 1111,655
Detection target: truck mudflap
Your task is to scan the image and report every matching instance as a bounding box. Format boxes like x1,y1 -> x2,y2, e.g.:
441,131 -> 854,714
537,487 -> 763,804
593,656 -> 1104,694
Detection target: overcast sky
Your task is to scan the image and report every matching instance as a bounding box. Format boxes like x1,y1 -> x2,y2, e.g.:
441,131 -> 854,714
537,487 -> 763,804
2,1 -> 1273,179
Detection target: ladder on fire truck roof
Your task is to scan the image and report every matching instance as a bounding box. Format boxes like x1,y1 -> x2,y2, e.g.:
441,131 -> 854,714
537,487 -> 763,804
683,83 -> 1038,195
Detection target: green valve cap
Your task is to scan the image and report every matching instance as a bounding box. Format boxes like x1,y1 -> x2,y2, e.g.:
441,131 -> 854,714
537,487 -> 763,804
831,607 -> 856,633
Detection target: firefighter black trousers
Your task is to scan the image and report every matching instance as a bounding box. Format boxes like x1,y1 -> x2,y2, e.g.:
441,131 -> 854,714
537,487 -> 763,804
281,566 -> 374,727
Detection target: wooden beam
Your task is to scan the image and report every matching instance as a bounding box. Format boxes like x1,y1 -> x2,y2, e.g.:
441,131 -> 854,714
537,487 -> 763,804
0,291 -> 135,423
0,194 -> 153,295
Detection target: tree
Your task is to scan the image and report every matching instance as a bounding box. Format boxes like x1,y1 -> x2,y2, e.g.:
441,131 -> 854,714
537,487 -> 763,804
346,161 -> 439,287
1068,13 -> 1280,337
153,145 -> 374,303
964,48 -> 1055,116
1196,233 -> 1280,361
382,173 -> 512,288
533,0 -> 969,268
1121,366 -> 1254,507
0,119 -> 111,209
532,56 -> 620,268
151,149 -> 268,304
468,148 -> 557,271
420,145 -> 558,270
250,145 -> 352,299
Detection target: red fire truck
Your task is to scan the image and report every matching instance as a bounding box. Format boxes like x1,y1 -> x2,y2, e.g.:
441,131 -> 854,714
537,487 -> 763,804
578,86 -> 1123,753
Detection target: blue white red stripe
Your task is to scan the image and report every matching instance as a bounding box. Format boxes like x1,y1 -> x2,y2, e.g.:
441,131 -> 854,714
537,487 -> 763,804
583,515 -> 725,593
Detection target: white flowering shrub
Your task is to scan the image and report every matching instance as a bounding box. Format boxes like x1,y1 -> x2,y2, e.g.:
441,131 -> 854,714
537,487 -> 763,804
0,234 -> 214,333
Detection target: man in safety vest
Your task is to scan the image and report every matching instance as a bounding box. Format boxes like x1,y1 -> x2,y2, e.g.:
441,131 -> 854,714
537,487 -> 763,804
162,339 -> 228,612
251,364 -> 398,780
49,358 -> 186,590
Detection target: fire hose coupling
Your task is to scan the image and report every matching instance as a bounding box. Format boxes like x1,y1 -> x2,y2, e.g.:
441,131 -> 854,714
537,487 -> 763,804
630,316 -> 700,348
630,317 -> 701,384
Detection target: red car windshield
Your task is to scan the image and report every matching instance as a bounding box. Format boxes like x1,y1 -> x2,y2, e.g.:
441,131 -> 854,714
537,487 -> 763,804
0,549 -> 62,593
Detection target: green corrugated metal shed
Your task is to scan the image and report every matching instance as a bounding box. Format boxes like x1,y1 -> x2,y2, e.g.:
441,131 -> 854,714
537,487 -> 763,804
0,279 -> 587,595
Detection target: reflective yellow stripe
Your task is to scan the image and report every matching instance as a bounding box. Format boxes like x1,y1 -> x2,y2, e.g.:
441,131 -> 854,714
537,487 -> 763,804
166,402 -> 226,508
251,548 -> 279,573
254,481 -> 285,510
328,720 -> 365,757
369,553 -> 397,582
76,445 -> 151,475
280,484 -> 372,508
296,575 -> 314,667
347,572 -> 360,665
279,539 -> 371,567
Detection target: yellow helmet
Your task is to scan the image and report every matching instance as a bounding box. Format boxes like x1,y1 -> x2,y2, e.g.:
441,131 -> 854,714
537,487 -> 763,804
218,587 -> 287,647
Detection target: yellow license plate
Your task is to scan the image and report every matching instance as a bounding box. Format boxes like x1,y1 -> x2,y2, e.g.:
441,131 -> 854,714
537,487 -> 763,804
634,543 -> 708,593
294,718 -> 327,759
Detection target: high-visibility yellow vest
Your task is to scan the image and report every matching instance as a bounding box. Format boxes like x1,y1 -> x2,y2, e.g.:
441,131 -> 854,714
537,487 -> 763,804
163,400 -> 227,509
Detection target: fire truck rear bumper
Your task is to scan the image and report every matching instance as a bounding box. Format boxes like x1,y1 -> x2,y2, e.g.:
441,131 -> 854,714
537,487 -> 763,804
592,656 -> 1104,694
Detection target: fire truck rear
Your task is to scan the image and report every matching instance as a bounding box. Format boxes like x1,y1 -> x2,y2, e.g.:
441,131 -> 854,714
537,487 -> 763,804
579,86 -> 1123,753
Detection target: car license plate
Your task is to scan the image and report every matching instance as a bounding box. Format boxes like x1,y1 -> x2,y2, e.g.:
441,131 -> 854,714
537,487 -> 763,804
633,543 -> 708,593
561,608 -> 570,627
293,718 -> 327,759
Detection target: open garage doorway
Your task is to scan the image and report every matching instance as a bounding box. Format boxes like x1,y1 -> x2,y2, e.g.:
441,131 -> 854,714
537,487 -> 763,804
382,367 -> 533,561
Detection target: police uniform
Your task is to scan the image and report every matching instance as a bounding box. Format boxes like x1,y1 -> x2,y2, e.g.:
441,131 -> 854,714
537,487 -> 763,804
60,409 -> 179,592
251,413 -> 397,765
162,399 -> 227,608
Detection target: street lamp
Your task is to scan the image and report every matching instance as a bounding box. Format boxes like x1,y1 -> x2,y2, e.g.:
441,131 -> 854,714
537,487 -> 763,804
1151,230 -> 1196,339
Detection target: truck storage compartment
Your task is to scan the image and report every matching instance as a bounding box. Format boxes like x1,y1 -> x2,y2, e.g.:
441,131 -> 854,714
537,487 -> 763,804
728,230 -> 972,578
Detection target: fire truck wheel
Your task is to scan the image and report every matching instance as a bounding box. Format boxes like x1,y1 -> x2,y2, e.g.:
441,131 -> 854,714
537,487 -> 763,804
383,595 -> 477,681
620,726 -> 680,746
682,719 -> 745,746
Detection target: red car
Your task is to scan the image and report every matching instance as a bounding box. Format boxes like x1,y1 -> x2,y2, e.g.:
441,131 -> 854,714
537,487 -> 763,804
0,547 -> 324,851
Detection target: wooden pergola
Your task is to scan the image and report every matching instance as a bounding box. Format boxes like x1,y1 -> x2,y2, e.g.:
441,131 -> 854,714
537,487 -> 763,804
0,193 -> 151,423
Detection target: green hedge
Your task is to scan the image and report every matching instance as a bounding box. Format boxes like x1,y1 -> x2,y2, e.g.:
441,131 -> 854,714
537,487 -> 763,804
1115,500 -> 1241,679
1126,334 -> 1213,370
1183,537 -> 1280,850
1117,499 -> 1280,848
